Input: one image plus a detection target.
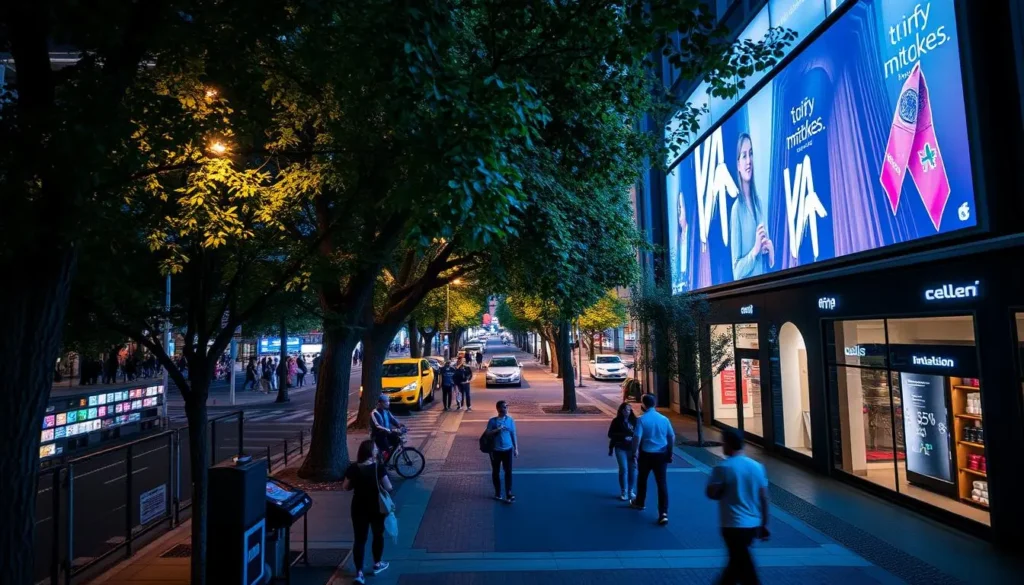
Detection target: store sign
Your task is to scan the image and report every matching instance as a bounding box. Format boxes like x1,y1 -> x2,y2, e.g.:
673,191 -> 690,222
844,345 -> 867,357
740,304 -> 755,315
259,337 -> 301,354
900,372 -> 953,484
667,0 -> 975,294
912,355 -> 955,368
818,296 -> 837,310
923,280 -> 980,301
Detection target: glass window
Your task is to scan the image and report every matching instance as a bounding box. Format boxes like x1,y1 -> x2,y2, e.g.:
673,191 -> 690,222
711,325 -> 737,429
828,316 -> 989,526
735,323 -> 759,349
775,322 -> 812,456
741,357 -> 763,437
832,319 -> 886,366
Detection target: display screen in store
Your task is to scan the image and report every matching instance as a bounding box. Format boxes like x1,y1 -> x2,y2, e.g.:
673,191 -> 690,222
667,0 -> 976,293
40,384 -> 165,459
900,373 -> 953,484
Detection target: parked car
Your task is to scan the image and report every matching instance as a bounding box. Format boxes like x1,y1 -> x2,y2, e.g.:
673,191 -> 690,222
485,355 -> 523,387
588,354 -> 629,381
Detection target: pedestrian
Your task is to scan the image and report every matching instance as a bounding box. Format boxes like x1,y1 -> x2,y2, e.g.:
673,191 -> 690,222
245,357 -> 258,391
288,356 -> 298,387
260,358 -> 273,394
312,353 -> 321,383
706,429 -> 769,585
342,439 -> 392,584
485,400 -> 518,503
474,350 -> 483,370
353,348 -> 359,366
607,402 -> 638,501
296,355 -> 308,387
440,359 -> 457,411
454,357 -> 474,411
464,349 -> 472,363
630,394 -> 675,525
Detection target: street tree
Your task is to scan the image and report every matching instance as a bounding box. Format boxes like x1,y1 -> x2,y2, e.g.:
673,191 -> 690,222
629,272 -> 732,446
0,2 -> 321,582
244,289 -> 322,402
579,291 -> 629,359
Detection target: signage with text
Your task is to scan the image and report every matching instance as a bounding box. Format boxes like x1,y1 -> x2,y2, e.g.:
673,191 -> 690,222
818,296 -> 837,310
890,344 -> 978,377
899,372 -> 953,484
258,337 -> 302,355
667,0 -> 976,293
923,281 -> 980,301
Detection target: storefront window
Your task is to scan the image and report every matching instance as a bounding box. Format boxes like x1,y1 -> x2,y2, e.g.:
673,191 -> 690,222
776,322 -> 812,456
735,323 -> 759,349
828,316 -> 989,525
711,325 -> 737,429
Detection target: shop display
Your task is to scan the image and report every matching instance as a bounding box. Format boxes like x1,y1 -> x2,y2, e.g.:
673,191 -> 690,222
39,384 -> 165,460
951,377 -> 989,509
899,372 -> 953,486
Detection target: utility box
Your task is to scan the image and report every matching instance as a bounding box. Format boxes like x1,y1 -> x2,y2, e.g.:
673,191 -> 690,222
207,457 -> 268,585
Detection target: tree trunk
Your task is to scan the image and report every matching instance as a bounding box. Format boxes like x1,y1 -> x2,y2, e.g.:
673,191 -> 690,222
355,327 -> 395,428
588,333 -> 597,360
408,317 -> 420,358
555,321 -> 577,411
276,317 -> 289,403
540,333 -> 550,366
419,327 -> 436,358
183,382 -> 211,585
0,249 -> 74,585
299,327 -> 356,480
450,327 -> 465,356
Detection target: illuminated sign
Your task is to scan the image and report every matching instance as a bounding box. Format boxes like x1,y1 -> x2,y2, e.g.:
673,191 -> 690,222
818,296 -> 837,310
912,355 -> 955,368
844,345 -> 867,357
924,281 -> 979,301
740,305 -> 755,315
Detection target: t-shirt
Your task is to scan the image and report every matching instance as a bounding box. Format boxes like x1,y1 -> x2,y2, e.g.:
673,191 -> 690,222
486,415 -> 517,452
344,462 -> 387,518
708,454 -> 768,529
634,410 -> 674,453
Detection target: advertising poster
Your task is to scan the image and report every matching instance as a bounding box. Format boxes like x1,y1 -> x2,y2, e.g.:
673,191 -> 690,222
899,372 -> 952,483
668,0 -> 975,293
721,367 -> 737,405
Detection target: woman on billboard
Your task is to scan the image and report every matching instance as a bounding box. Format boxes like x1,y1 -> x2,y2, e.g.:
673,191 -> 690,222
729,133 -> 775,281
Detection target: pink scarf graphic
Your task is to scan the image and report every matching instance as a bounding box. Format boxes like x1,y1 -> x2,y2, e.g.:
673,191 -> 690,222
879,62 -> 951,230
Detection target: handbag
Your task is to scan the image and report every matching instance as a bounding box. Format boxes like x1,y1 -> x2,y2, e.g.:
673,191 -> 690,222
375,463 -> 395,515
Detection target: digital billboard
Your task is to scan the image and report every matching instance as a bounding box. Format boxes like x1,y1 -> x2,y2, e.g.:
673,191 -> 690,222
667,0 -> 976,293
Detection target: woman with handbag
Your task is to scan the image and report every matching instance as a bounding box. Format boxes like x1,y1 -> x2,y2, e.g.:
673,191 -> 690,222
343,439 -> 394,583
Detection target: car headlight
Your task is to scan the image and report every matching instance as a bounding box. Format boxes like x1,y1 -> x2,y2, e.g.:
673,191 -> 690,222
402,382 -> 418,392
486,373 -> 497,379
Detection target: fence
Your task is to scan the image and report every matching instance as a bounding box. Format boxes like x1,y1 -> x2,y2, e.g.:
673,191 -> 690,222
34,411 -> 244,585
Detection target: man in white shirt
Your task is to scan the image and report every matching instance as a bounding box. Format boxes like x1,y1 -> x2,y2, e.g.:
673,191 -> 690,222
706,429 -> 769,585
630,394 -> 675,525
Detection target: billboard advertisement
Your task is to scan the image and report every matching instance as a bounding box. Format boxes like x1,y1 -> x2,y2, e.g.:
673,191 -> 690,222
667,0 -> 976,293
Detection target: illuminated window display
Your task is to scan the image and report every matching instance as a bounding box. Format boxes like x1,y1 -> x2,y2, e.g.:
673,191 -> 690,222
828,316 -> 988,525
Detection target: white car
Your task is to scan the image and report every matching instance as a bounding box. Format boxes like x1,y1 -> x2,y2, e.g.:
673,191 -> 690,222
589,354 -> 629,381
485,355 -> 523,387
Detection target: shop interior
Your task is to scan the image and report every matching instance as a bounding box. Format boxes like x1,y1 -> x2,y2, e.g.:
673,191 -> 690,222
711,323 -> 762,436
830,316 -> 990,525
777,322 -> 813,457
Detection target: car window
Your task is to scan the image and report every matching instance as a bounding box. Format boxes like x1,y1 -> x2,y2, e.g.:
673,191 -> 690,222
421,360 -> 430,371
596,356 -> 622,364
382,363 -> 418,377
490,358 -> 518,367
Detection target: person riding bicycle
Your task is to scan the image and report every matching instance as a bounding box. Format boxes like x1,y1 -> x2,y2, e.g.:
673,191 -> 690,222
371,397 -> 406,462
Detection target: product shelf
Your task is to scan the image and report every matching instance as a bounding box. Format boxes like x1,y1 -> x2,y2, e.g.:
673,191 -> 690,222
959,467 -> 987,478
958,440 -> 985,449
954,413 -> 983,421
961,497 -> 989,509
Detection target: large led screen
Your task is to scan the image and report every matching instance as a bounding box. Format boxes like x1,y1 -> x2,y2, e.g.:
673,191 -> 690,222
668,0 -> 976,293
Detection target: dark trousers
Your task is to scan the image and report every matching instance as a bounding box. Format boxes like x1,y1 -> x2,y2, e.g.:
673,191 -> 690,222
459,383 -> 471,408
244,378 -> 256,391
491,449 -> 513,496
442,385 -> 454,409
351,513 -> 386,572
635,451 -> 669,514
297,373 -> 305,386
719,528 -> 760,585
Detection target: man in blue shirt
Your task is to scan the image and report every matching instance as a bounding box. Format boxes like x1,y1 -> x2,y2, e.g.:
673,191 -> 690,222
631,394 -> 675,525
371,397 -> 406,460
706,428 -> 769,585
485,400 -> 518,503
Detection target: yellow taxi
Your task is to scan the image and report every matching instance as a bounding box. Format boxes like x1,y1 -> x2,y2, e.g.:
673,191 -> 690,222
376,358 -> 436,410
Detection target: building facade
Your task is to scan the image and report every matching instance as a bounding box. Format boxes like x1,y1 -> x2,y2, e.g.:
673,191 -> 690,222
642,0 -> 1024,549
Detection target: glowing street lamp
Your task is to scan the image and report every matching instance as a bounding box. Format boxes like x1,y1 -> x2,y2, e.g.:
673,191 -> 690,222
208,140 -> 228,155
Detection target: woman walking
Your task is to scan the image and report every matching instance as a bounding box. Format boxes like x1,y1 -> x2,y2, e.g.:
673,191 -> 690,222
608,402 -> 638,501
454,357 -> 474,411
343,439 -> 393,584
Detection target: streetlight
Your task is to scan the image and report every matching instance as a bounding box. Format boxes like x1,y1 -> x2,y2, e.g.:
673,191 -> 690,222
208,140 -> 228,155
445,278 -> 462,359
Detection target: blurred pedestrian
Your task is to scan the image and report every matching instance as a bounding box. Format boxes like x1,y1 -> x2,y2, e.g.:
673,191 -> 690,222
630,394 -> 675,526
454,357 -> 474,411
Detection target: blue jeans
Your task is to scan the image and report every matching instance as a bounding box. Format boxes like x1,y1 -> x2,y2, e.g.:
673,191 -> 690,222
614,447 -> 637,494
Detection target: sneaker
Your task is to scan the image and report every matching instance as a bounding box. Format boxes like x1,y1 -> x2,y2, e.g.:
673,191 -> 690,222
353,573 -> 366,584
506,494 -> 516,503
456,405 -> 462,410
372,562 -> 389,575
630,492 -> 636,500
467,407 -> 473,411
494,494 -> 504,501
629,500 -> 645,510
658,514 -> 669,525
620,491 -> 628,501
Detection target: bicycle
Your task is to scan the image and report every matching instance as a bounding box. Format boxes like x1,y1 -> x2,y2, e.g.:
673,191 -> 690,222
379,431 -> 426,479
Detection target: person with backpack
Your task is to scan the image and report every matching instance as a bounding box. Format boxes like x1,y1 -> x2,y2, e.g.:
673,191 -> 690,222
483,400 -> 518,503
454,357 -> 474,411
440,360 -> 457,411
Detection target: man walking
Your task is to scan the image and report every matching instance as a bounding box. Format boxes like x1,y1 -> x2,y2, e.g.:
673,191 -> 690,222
630,394 -> 675,525
440,360 -> 457,411
706,429 -> 769,585
485,400 -> 518,503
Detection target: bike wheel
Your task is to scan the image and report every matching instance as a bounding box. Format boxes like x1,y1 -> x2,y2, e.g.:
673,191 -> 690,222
393,446 -> 426,478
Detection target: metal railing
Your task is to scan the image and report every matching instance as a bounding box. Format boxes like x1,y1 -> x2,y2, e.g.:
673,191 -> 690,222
35,411 -> 244,585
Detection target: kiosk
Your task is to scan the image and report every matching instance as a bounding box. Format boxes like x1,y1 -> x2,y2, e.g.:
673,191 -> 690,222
208,457 -> 268,585
265,477 -> 312,583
